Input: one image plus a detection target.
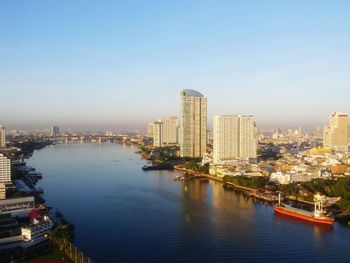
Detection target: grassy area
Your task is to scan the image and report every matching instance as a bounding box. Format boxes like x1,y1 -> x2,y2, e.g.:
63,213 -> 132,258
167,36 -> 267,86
23,251 -> 73,263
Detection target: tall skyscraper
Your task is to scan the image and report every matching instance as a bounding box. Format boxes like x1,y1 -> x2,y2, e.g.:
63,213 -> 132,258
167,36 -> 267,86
153,121 -> 163,147
213,115 -> 257,164
323,112 -> 349,152
161,116 -> 178,145
0,126 -> 6,148
179,89 -> 207,158
0,154 -> 11,183
239,115 -> 258,159
51,126 -> 60,136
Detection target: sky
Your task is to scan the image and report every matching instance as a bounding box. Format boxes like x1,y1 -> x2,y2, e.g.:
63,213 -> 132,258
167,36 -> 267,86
0,0 -> 349,131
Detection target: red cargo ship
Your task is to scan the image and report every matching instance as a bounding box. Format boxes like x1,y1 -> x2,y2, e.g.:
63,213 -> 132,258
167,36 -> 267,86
274,193 -> 334,225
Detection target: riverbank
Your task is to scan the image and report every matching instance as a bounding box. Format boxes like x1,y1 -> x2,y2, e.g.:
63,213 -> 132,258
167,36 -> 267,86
21,142 -> 350,263
173,165 -> 350,225
0,141 -> 95,262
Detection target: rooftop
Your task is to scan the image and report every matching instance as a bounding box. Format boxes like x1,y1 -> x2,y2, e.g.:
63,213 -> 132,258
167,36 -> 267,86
181,89 -> 204,97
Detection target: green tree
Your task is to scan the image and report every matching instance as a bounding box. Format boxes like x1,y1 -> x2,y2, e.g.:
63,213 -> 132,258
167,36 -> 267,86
51,225 -> 74,251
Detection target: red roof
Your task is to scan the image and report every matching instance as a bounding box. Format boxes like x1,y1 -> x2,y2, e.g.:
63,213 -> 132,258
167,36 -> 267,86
28,209 -> 40,220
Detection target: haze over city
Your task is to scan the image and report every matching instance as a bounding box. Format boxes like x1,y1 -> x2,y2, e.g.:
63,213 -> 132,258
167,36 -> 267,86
1,0 -> 350,131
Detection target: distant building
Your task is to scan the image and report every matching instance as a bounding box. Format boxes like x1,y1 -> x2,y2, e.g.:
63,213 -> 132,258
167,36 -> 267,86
323,112 -> 349,152
147,123 -> 154,138
161,116 -> 178,144
153,121 -> 163,147
0,125 -> 6,148
0,154 -> 11,183
179,89 -> 207,158
213,115 -> 257,165
50,126 -> 60,136
0,183 -> 5,200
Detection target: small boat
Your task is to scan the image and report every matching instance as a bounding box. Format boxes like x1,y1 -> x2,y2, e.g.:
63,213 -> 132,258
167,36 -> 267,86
142,163 -> 174,171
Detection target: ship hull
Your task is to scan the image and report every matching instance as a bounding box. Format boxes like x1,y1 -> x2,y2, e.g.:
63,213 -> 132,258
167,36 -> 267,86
274,206 -> 334,225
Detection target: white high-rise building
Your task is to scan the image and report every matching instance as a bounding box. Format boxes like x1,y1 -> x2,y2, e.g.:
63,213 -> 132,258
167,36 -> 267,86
153,121 -> 163,147
213,115 -> 257,165
0,126 -> 6,148
239,115 -> 257,159
161,116 -> 178,145
323,112 -> 349,152
0,154 -> 11,183
179,89 -> 207,158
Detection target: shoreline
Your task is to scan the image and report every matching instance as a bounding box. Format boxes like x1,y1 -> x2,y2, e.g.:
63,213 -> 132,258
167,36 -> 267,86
173,165 -> 350,225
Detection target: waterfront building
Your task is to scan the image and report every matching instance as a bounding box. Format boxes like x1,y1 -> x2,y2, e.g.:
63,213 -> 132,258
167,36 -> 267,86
0,153 -> 11,183
160,116 -> 178,145
213,115 -> 257,165
21,214 -> 54,242
0,196 -> 35,217
50,126 -> 60,136
323,112 -> 349,152
147,123 -> 154,138
0,183 -> 5,200
239,115 -> 258,160
179,89 -> 207,158
153,121 -> 163,147
0,125 -> 5,148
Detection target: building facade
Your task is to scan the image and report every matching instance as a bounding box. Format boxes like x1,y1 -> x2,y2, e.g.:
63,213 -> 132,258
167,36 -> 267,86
179,89 -> 207,158
153,121 -> 163,147
147,123 -> 154,138
323,112 -> 349,152
0,183 -> 5,200
0,154 -> 11,183
213,115 -> 257,164
0,126 -> 5,148
161,116 -> 178,145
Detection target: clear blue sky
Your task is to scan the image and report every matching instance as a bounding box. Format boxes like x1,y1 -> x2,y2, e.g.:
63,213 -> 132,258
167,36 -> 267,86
0,0 -> 349,131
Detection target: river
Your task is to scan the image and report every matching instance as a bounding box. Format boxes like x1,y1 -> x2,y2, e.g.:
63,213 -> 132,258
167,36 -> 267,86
27,143 -> 350,263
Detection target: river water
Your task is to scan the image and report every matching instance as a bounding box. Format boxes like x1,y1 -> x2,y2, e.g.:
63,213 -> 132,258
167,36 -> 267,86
27,143 -> 350,263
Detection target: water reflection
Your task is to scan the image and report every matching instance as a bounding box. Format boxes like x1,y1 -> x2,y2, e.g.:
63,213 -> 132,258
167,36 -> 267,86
27,143 -> 350,263
274,212 -> 334,233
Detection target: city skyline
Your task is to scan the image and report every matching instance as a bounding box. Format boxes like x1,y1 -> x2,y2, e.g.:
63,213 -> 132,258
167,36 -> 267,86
1,1 -> 350,130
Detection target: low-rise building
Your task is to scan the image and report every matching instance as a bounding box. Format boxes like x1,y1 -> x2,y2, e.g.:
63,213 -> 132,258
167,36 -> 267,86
0,196 -> 35,217
22,216 -> 53,242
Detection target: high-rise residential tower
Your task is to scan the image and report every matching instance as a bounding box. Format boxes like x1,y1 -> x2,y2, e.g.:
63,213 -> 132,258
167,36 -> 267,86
153,121 -> 163,147
213,115 -> 257,165
323,112 -> 349,152
179,89 -> 207,158
147,123 -> 155,138
161,116 -> 178,145
0,154 -> 11,183
0,126 -> 6,148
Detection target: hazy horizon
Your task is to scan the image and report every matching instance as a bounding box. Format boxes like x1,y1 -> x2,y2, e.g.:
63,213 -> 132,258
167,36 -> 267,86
1,1 -> 349,131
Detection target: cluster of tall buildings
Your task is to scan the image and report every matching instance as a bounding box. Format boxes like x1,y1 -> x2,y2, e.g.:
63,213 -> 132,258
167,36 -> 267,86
148,117 -> 179,147
147,89 -> 258,163
323,112 -> 349,152
178,89 -> 257,162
